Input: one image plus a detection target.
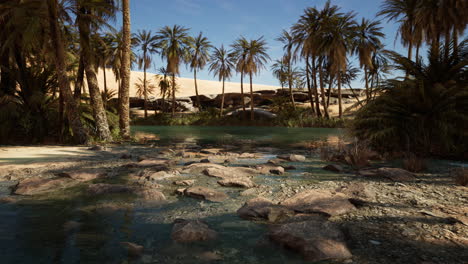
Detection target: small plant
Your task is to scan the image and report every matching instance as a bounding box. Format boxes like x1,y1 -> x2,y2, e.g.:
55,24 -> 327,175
343,140 -> 372,169
402,154 -> 427,173
452,167 -> 467,186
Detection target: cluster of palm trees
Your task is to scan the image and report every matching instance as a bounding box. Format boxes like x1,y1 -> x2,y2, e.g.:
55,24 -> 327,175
0,0 -> 132,144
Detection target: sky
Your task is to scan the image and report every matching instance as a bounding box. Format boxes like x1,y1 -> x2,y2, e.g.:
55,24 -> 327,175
115,0 -> 412,88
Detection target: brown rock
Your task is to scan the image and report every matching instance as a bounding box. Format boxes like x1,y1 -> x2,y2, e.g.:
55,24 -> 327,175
268,218 -> 352,262
237,197 -> 294,222
281,189 -> 355,216
171,219 -> 218,243
277,154 -> 306,162
377,167 -> 416,182
173,180 -> 195,186
336,182 -> 375,199
185,186 -> 228,202
217,178 -> 256,188
323,164 -> 344,173
14,177 -> 75,195
121,242 -> 144,257
136,188 -> 166,202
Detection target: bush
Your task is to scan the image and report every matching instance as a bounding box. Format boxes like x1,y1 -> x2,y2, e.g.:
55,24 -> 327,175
402,154 -> 427,173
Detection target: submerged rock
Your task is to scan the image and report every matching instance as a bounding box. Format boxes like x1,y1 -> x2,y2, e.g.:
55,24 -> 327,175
87,184 -> 134,195
136,188 -> 166,202
217,178 -> 256,188
121,242 -> 144,257
173,180 -> 195,186
268,218 -> 352,262
58,170 -> 106,182
14,177 -> 75,195
171,219 -> 218,243
184,186 -> 228,202
237,197 -> 294,223
323,164 -> 344,173
277,154 -> 306,162
281,189 -> 355,216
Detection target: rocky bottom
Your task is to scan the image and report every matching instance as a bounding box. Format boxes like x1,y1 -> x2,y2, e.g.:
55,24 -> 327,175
0,144 -> 466,264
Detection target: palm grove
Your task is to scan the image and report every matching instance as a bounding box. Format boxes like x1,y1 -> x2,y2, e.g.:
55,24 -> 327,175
0,0 -> 466,158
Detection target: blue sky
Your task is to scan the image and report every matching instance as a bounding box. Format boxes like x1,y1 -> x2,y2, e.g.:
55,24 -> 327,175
117,0 -> 411,88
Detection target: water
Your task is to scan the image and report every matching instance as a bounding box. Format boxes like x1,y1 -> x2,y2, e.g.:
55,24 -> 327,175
0,126 -> 344,264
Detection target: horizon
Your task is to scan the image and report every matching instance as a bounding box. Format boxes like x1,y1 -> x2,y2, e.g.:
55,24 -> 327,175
114,0 -> 418,88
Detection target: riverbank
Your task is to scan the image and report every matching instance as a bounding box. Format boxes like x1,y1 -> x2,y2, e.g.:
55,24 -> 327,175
0,137 -> 466,263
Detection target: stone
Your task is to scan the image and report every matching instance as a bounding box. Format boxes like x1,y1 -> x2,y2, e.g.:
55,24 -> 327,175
277,154 -> 306,162
120,154 -> 132,159
87,184 -> 134,196
88,145 -> 105,151
173,180 -> 195,186
237,197 -> 294,223
268,218 -> 352,262
200,165 -> 258,179
336,182 -> 375,200
200,158 -> 211,163
323,164 -> 344,173
134,159 -> 174,168
121,242 -> 144,257
175,188 -> 187,195
171,219 -> 218,243
239,153 -> 257,159
198,251 -> 223,261
256,164 -> 285,175
377,167 -> 416,182
148,171 -> 175,181
200,148 -> 223,155
268,159 -> 286,165
58,170 -> 106,182
281,189 -> 355,216
14,177 -> 75,195
217,178 -> 256,188
185,187 -> 228,202
240,188 -> 257,196
136,189 -> 166,202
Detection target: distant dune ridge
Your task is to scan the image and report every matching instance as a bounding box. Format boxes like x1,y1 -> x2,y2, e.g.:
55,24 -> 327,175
95,69 -> 280,99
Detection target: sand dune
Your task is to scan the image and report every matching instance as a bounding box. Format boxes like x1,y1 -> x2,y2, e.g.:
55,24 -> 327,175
94,69 -> 280,99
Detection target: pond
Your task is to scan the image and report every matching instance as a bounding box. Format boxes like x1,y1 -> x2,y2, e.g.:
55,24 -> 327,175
0,126 -> 346,264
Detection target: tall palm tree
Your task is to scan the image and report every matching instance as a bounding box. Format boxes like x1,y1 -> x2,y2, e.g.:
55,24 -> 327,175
135,77 -> 156,99
270,58 -> 288,89
230,37 -> 250,112
75,0 -> 115,141
47,0 -> 89,144
134,30 -> 158,118
119,0 -> 132,139
276,30 -> 296,107
354,18 -> 385,102
243,37 -> 270,121
208,45 -> 235,116
189,32 -> 212,109
156,25 -> 192,115
156,67 -> 170,113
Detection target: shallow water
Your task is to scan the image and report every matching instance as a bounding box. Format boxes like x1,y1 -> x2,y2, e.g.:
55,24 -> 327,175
1,126 -> 346,264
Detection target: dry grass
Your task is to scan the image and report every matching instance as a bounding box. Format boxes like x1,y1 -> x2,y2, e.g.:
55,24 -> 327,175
451,167 -> 467,186
319,138 -> 374,170
402,154 -> 427,173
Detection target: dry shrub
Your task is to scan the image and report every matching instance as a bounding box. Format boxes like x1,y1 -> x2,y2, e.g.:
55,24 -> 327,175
343,141 -> 372,169
402,154 -> 427,173
451,167 -> 467,186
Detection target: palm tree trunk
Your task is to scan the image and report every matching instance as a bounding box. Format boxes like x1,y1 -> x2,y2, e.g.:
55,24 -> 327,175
305,57 -> 314,117
311,56 -> 321,117
240,70 -> 245,112
172,73 -> 176,116
47,0 -> 88,144
59,90 -> 64,142
288,63 -> 296,108
194,68 -> 201,110
103,64 -> 108,109
415,45 -> 420,64
326,76 -> 333,108
119,0 -> 131,139
249,72 -> 254,121
318,60 -> 329,119
74,54 -> 84,100
78,10 -> 112,142
364,66 -> 369,102
220,77 -> 225,117
337,72 -> 342,118
143,61 -> 148,118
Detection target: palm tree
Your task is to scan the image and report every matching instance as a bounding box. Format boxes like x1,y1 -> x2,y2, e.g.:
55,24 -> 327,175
47,0 -> 89,144
135,77 -> 156,99
230,37 -> 250,112
155,67 -> 170,113
208,45 -> 235,116
243,37 -> 270,120
119,0 -> 132,139
75,0 -> 115,141
354,18 -> 385,102
134,30 -> 158,118
276,30 -> 296,107
156,25 -> 192,115
270,58 -> 288,89
189,32 -> 212,109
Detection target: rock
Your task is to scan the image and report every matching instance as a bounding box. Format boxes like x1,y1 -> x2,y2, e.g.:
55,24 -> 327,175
121,242 -> 144,257
268,218 -> 352,262
87,184 -> 134,196
323,164 -> 344,173
148,171 -> 176,181
120,154 -> 132,159
185,187 -> 228,202
283,165 -> 297,171
268,159 -> 286,165
240,188 -> 257,196
173,180 -> 195,186
198,251 -> 223,261
136,189 -> 166,202
58,170 -> 106,182
239,153 -> 257,159
88,145 -> 105,151
171,219 -> 218,243
175,188 -> 187,195
136,159 -> 174,168
0,196 -> 18,204
200,148 -> 223,155
358,169 -> 379,178
200,165 -> 258,179
200,158 -> 211,163
256,164 -> 285,175
217,178 -> 256,188
237,197 -> 294,222
281,189 -> 355,216
336,182 -> 375,200
377,167 -> 416,182
14,177 -> 75,195
277,154 -> 306,162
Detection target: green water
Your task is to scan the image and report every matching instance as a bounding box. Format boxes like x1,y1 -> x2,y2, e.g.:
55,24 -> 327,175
0,126 -> 345,264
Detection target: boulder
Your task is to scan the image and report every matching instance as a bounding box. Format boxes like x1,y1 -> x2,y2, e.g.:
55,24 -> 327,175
237,197 -> 294,222
199,166 -> 258,179
217,178 -> 256,188
87,184 -> 134,196
336,182 -> 375,200
173,180 -> 195,186
148,171 -> 177,181
377,167 -> 416,182
281,189 -> 355,216
14,177 -> 75,195
268,218 -> 352,262
277,154 -> 306,162
136,188 -> 166,202
323,164 -> 344,173
171,219 -> 218,243
185,187 -> 228,202
255,164 -> 285,175
58,170 -> 106,182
